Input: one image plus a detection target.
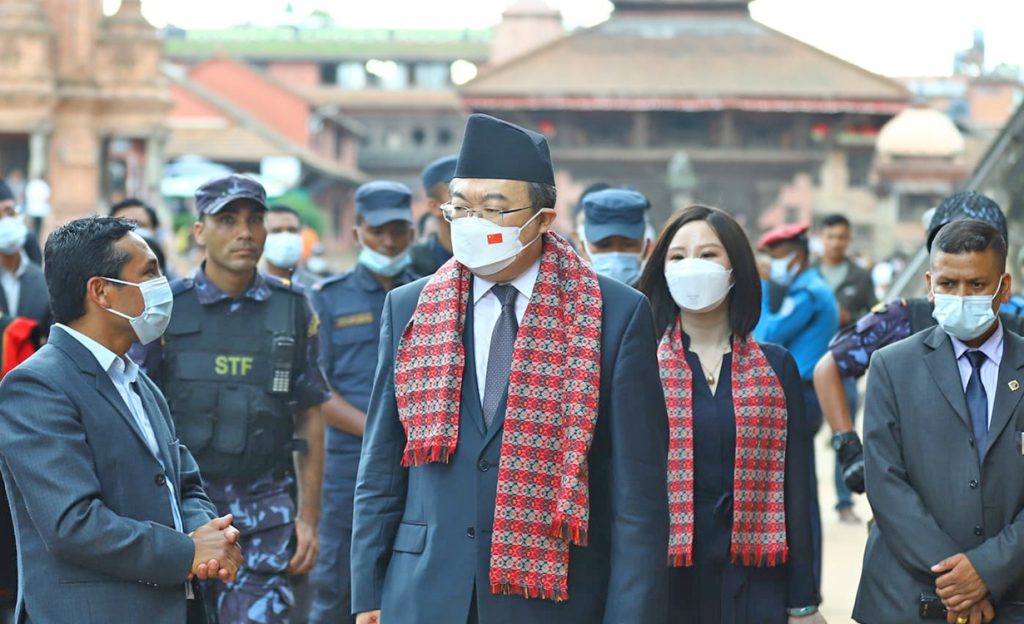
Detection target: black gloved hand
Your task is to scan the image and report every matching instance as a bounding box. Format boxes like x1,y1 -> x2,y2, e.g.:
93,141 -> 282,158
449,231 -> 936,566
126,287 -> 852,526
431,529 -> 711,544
837,434 -> 865,494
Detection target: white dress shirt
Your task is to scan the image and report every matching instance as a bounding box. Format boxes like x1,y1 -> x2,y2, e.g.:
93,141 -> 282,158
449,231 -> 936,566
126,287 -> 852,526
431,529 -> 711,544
950,321 -> 1004,426
471,258 -> 541,404
0,251 -> 28,317
55,324 -> 185,532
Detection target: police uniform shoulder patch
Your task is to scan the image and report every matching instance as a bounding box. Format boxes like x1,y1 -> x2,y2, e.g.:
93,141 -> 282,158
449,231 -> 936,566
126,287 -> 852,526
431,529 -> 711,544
335,311 -> 374,329
267,274 -> 307,296
308,312 -> 320,338
870,301 -> 888,314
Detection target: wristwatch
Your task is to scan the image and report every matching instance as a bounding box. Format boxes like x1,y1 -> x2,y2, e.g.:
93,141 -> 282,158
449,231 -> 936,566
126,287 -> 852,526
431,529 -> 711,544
831,430 -> 860,452
787,605 -> 819,617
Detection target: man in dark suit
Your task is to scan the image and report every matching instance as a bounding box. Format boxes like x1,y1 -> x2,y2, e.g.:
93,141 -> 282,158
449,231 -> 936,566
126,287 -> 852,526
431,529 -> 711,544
0,217 -> 243,624
351,114 -> 670,624
856,218 -> 1024,623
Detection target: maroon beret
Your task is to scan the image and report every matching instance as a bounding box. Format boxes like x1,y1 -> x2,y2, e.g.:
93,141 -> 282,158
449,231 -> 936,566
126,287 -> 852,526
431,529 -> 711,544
758,223 -> 810,250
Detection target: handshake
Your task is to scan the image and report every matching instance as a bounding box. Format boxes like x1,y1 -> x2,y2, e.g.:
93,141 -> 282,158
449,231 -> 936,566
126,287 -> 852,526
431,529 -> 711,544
189,514 -> 244,582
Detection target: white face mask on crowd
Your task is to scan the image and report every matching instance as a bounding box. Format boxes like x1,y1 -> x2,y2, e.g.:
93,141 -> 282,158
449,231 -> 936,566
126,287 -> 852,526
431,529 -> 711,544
769,252 -> 798,286
931,275 -> 1004,341
450,211 -> 544,276
263,232 -> 304,269
665,257 -> 734,313
102,275 -> 174,345
0,215 -> 28,255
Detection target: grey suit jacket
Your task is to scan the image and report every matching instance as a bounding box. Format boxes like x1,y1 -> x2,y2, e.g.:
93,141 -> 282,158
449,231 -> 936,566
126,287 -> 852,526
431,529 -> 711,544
351,274 -> 670,624
0,261 -> 50,327
855,326 -> 1024,623
0,326 -> 217,624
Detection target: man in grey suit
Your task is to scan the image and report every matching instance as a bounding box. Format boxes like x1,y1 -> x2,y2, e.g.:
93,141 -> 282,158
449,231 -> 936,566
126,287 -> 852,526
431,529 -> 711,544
856,219 -> 1024,624
0,217 -> 243,623
351,114 -> 669,624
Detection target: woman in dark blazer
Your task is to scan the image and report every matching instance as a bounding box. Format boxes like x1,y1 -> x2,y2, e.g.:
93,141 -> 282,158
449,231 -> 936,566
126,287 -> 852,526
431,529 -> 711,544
638,205 -> 825,624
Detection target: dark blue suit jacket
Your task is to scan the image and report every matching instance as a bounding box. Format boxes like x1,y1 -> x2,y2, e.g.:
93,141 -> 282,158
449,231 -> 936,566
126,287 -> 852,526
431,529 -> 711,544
0,327 -> 217,624
351,274 -> 670,623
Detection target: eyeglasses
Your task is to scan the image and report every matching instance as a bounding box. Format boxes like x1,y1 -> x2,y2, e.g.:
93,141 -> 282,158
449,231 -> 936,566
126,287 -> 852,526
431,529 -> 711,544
440,203 -> 536,225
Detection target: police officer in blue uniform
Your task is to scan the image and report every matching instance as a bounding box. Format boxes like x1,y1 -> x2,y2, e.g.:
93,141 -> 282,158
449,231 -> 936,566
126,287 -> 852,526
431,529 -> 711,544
409,155 -> 458,276
308,181 -> 420,624
579,188 -> 650,287
754,222 -> 839,602
151,175 -> 330,624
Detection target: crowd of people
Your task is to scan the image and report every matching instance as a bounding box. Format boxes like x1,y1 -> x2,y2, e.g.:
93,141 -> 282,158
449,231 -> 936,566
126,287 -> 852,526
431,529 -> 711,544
0,112 -> 1021,624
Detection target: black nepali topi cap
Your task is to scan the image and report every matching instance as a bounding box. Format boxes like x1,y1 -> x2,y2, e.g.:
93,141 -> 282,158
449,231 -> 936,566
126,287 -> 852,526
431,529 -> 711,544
0,180 -> 13,202
195,174 -> 268,216
454,114 -> 555,186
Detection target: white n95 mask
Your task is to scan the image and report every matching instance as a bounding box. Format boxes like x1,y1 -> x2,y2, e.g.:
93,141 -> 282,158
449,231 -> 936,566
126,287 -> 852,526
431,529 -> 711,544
931,276 -> 1003,341
450,211 -> 543,276
102,275 -> 174,345
263,232 -> 304,269
665,258 -> 733,312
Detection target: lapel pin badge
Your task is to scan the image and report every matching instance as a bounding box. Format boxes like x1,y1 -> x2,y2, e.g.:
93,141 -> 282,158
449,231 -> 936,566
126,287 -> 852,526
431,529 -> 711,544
1010,380 -> 1021,392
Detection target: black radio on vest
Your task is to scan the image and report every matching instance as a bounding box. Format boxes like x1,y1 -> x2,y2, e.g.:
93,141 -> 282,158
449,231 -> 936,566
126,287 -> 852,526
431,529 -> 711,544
161,279 -> 303,478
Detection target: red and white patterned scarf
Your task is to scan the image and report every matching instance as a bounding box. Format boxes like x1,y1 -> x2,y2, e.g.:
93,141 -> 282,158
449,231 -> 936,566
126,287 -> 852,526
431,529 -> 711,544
658,318 -> 789,568
394,233 -> 603,601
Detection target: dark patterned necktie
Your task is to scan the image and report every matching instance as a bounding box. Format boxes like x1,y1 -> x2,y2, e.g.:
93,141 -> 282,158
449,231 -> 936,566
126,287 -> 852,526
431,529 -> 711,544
482,284 -> 519,429
965,350 -> 989,461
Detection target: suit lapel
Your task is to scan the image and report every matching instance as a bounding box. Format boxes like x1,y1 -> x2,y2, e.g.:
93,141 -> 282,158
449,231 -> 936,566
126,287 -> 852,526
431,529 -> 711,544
985,329 -> 1024,457
922,328 -> 972,431
481,392 -> 508,452
93,371 -> 155,455
136,376 -> 176,471
48,327 -> 157,454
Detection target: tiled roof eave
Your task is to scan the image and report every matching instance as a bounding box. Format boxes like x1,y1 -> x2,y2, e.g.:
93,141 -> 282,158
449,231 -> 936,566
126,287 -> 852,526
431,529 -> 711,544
461,95 -> 908,115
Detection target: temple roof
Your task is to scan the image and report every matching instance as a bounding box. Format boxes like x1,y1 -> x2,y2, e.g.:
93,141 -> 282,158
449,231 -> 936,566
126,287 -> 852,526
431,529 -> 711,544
462,10 -> 908,113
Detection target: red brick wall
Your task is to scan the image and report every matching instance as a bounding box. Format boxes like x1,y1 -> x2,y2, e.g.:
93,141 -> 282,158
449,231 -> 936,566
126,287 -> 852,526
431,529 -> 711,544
189,58 -> 309,145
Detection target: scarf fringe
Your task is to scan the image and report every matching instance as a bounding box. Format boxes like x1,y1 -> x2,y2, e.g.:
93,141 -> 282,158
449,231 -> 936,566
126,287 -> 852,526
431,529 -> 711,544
549,516 -> 589,547
400,441 -> 457,467
490,581 -> 569,603
668,551 -> 693,568
730,543 -> 789,568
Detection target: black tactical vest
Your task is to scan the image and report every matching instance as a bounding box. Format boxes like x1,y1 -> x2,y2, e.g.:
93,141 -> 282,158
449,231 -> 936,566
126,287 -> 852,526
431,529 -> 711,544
161,281 -> 302,479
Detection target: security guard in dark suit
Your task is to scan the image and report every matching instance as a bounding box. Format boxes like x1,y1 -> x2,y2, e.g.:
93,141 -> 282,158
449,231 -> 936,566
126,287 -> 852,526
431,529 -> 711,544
308,181 -> 419,623
150,175 -> 330,624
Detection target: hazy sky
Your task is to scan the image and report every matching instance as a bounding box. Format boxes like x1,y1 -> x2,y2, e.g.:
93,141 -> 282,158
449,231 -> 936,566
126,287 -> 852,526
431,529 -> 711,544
108,0 -> 1024,78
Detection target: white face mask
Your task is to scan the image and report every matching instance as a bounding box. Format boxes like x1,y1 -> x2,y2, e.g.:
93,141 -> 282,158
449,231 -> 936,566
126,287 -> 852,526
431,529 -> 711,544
450,211 -> 544,276
665,258 -> 733,312
102,275 -> 174,345
769,251 -> 798,286
263,231 -> 304,269
0,216 -> 28,255
931,275 -> 1004,341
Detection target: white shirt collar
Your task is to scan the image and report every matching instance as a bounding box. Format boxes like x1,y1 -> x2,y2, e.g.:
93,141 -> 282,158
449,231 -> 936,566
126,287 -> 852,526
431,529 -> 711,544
950,320 -> 1005,365
55,323 -> 139,383
472,257 -> 542,305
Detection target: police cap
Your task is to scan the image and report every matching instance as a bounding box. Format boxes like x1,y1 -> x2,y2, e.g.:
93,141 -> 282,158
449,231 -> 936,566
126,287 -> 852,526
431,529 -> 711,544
356,181 -> 413,227
583,189 -> 647,243
421,154 -> 459,193
195,174 -> 268,216
926,191 -> 1007,252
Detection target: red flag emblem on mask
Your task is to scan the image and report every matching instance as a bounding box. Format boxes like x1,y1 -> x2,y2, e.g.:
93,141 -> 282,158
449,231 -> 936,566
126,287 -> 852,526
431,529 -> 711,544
487,233 -> 504,245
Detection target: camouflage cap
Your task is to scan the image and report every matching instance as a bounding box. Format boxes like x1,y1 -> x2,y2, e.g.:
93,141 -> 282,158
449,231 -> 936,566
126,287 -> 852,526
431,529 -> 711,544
927,191 -> 1006,251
